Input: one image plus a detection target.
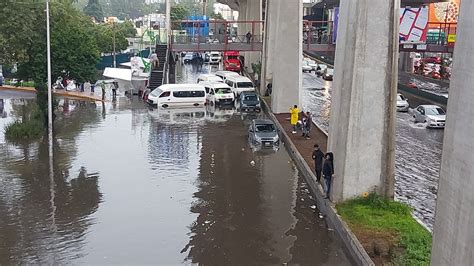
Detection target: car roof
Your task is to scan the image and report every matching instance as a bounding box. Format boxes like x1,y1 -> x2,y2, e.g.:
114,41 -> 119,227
200,81 -> 230,88
198,74 -> 220,78
215,70 -> 240,76
157,83 -> 206,91
419,105 -> 442,109
241,91 -> 258,95
253,119 -> 274,125
227,76 -> 252,82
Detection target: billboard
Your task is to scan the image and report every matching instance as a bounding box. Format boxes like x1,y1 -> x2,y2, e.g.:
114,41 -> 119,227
399,7 -> 429,43
429,0 -> 461,23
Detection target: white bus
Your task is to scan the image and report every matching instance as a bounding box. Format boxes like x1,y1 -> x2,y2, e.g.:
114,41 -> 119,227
147,84 -> 207,108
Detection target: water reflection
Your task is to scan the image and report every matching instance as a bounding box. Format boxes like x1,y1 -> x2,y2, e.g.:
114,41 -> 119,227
0,99 -> 103,264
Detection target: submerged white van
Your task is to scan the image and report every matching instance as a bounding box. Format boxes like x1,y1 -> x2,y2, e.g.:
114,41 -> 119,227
200,81 -> 235,105
147,84 -> 207,108
224,76 -> 255,96
214,70 -> 241,82
196,74 -> 223,83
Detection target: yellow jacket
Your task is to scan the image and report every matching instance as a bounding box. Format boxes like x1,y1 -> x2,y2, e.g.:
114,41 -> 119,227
290,107 -> 299,125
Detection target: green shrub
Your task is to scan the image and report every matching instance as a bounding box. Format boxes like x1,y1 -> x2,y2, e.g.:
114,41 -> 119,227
5,119 -> 44,140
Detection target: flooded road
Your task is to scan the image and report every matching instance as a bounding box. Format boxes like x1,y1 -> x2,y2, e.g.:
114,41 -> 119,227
0,65 -> 351,264
302,72 -> 442,230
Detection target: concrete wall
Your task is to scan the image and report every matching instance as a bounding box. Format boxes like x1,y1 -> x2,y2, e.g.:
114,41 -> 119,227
260,0 -> 277,94
327,0 -> 399,202
431,1 -> 474,265
270,0 -> 303,113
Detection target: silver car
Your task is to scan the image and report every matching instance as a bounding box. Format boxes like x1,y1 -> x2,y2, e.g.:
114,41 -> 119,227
248,119 -> 280,147
397,93 -> 409,112
413,105 -> 446,128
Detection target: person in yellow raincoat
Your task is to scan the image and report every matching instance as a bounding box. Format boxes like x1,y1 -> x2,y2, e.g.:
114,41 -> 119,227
290,105 -> 299,133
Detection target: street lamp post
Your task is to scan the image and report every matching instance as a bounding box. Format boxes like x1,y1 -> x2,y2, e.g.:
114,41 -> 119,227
113,22 -> 116,68
46,0 -> 53,139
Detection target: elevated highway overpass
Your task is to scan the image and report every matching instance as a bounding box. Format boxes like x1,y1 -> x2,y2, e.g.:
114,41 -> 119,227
186,1 -> 473,263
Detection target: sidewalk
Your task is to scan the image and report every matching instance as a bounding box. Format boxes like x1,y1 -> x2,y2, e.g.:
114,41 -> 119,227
275,113 -> 329,169
0,85 -> 103,101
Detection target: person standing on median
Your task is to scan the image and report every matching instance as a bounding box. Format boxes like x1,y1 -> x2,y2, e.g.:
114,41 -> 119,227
323,152 -> 334,199
304,111 -> 312,139
290,105 -> 299,133
312,144 -> 324,183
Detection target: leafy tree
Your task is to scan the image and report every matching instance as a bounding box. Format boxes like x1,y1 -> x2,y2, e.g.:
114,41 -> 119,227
17,1 -> 100,84
210,12 -> 224,20
93,21 -> 136,54
83,0 -> 104,22
171,4 -> 189,21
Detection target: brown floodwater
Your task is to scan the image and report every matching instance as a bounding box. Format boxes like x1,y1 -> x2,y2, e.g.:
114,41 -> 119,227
0,64 -> 352,264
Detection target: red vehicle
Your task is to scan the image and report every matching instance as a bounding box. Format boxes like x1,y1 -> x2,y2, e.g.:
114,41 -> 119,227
422,57 -> 442,64
223,51 -> 241,72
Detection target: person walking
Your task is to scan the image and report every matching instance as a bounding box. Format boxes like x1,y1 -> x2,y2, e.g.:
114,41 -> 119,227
100,81 -> 106,101
290,105 -> 299,134
90,82 -> 95,95
112,81 -> 118,98
323,152 -> 334,199
304,111 -> 312,139
312,144 -> 324,182
246,31 -> 252,44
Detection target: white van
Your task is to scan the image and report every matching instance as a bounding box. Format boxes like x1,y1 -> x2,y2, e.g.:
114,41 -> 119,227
224,76 -> 255,96
196,74 -> 223,83
200,81 -> 235,105
147,84 -> 207,108
214,70 -> 241,82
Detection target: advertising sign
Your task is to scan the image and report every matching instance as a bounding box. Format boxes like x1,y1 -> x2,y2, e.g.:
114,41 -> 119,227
332,7 -> 339,44
399,7 -> 429,43
429,0 -> 461,23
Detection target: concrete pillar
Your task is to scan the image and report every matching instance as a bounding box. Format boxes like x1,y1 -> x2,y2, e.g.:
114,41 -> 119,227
270,0 -> 302,113
399,52 -> 413,73
327,0 -> 399,201
242,0 -> 262,71
431,1 -> 474,265
260,0 -> 277,94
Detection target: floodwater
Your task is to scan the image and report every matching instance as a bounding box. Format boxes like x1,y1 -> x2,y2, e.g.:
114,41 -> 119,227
0,64 -> 351,264
302,72 -> 443,230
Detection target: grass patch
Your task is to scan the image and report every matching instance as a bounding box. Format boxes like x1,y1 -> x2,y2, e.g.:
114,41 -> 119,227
5,120 -> 44,140
4,105 -> 45,140
336,193 -> 432,265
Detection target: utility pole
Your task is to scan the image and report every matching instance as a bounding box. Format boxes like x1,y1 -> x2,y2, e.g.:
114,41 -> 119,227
203,0 -> 207,16
165,0 -> 171,43
113,22 -> 117,68
46,0 -> 53,140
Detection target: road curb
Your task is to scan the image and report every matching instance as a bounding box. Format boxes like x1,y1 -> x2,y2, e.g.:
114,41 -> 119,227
261,98 -> 374,266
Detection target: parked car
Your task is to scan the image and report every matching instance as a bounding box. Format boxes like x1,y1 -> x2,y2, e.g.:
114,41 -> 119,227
239,91 -> 261,113
322,68 -> 334,81
201,81 -> 235,106
248,119 -> 279,147
413,105 -> 446,128
209,52 -> 222,64
396,93 -> 409,112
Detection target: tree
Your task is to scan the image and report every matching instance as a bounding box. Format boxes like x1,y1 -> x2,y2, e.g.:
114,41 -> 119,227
17,1 -> 100,84
93,21 -> 137,54
83,0 -> 104,22
210,12 -> 224,20
171,4 -> 189,21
